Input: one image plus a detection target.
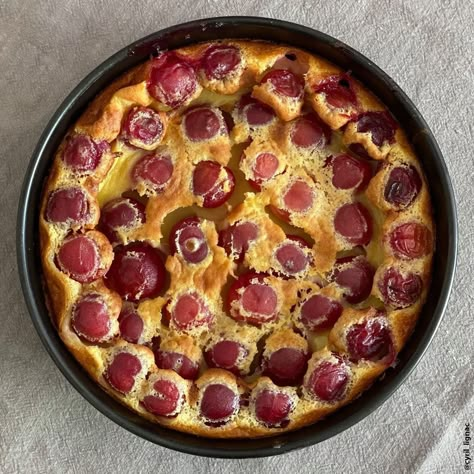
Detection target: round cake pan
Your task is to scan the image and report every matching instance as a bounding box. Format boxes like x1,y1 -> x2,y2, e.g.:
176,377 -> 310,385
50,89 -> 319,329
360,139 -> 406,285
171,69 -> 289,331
17,16 -> 457,458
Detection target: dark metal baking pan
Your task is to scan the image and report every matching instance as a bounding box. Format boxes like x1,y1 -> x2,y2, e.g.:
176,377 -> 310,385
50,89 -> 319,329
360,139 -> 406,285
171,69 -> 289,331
16,16 -> 457,458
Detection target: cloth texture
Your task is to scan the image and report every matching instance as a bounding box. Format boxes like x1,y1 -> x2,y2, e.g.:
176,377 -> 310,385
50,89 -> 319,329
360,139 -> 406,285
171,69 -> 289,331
1,0 -> 472,472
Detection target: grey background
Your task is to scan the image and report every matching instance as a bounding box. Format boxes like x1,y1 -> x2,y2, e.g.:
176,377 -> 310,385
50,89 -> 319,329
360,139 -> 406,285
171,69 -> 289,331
1,0 -> 472,472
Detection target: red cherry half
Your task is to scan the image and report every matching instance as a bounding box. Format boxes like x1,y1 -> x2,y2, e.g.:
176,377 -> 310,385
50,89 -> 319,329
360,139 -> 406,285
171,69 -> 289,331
147,52 -> 198,108
105,352 -> 142,394
104,242 -> 166,301
71,294 -> 112,343
142,379 -> 182,417
227,272 -> 278,326
192,160 -> 235,208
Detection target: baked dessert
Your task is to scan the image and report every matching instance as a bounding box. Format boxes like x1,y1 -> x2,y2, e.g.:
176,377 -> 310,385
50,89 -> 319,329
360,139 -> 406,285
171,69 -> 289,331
39,40 -> 434,438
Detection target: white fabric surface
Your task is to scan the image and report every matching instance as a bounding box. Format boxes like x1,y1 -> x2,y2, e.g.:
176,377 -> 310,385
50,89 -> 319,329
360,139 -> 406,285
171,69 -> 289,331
1,0 -> 473,472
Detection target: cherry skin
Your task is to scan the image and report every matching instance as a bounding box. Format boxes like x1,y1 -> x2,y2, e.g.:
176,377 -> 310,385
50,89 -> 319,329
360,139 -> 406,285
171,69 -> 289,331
305,357 -> 350,402
200,384 -> 239,424
384,165 -> 422,208
122,106 -> 164,148
378,267 -> 422,309
290,114 -> 331,148
170,292 -> 212,330
237,94 -> 276,126
254,389 -> 293,427
389,222 -> 431,259
261,69 -> 304,98
334,202 -> 373,246
192,161 -> 235,208
142,379 -> 181,417
227,272 -> 278,326
105,352 -> 142,394
283,180 -> 315,213
249,152 -> 280,189
45,187 -> 89,225
98,197 -> 145,244
274,240 -> 309,276
204,340 -> 247,376
202,44 -> 241,80
346,317 -> 394,363
132,153 -> 173,193
183,107 -> 223,142
330,256 -> 375,304
219,221 -> 259,262
263,348 -> 309,386
71,294 -> 111,343
355,111 -> 397,147
62,134 -> 108,173
56,235 -> 101,283
331,154 -> 372,191
299,294 -> 343,331
313,75 -> 358,109
118,306 -> 144,344
147,52 -> 198,108
155,350 -> 199,380
104,242 -> 166,302
169,216 -> 209,264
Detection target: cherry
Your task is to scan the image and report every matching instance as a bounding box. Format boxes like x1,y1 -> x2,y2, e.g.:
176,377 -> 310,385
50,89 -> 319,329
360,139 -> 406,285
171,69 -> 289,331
313,75 -> 358,109
261,69 -> 304,98
330,256 -> 375,304
192,160 -> 235,208
305,357 -> 350,402
378,267 -> 422,308
118,306 -> 144,344
384,165 -> 422,208
202,44 -> 241,80
104,242 -> 166,301
346,317 -> 394,363
170,292 -> 212,330
104,352 -> 142,394
45,187 -> 89,225
249,152 -> 280,189
98,197 -> 145,244
389,222 -> 431,259
254,389 -> 293,427
218,221 -> 258,262
132,152 -> 173,193
237,94 -> 276,126
62,134 -> 108,173
263,348 -> 308,386
227,272 -> 278,325
283,180 -> 315,213
56,235 -> 101,283
122,106 -> 164,148
142,379 -> 181,417
183,106 -> 223,142
334,202 -> 373,246
155,350 -> 199,380
200,384 -> 238,424
355,111 -> 397,147
299,294 -> 343,331
147,52 -> 198,108
331,154 -> 372,191
71,294 -> 111,342
204,340 -> 247,375
169,216 -> 209,264
290,114 -> 331,148
274,240 -> 309,276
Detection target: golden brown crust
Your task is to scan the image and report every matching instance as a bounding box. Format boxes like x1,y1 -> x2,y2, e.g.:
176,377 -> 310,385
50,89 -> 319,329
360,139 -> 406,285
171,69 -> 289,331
39,40 -> 434,438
